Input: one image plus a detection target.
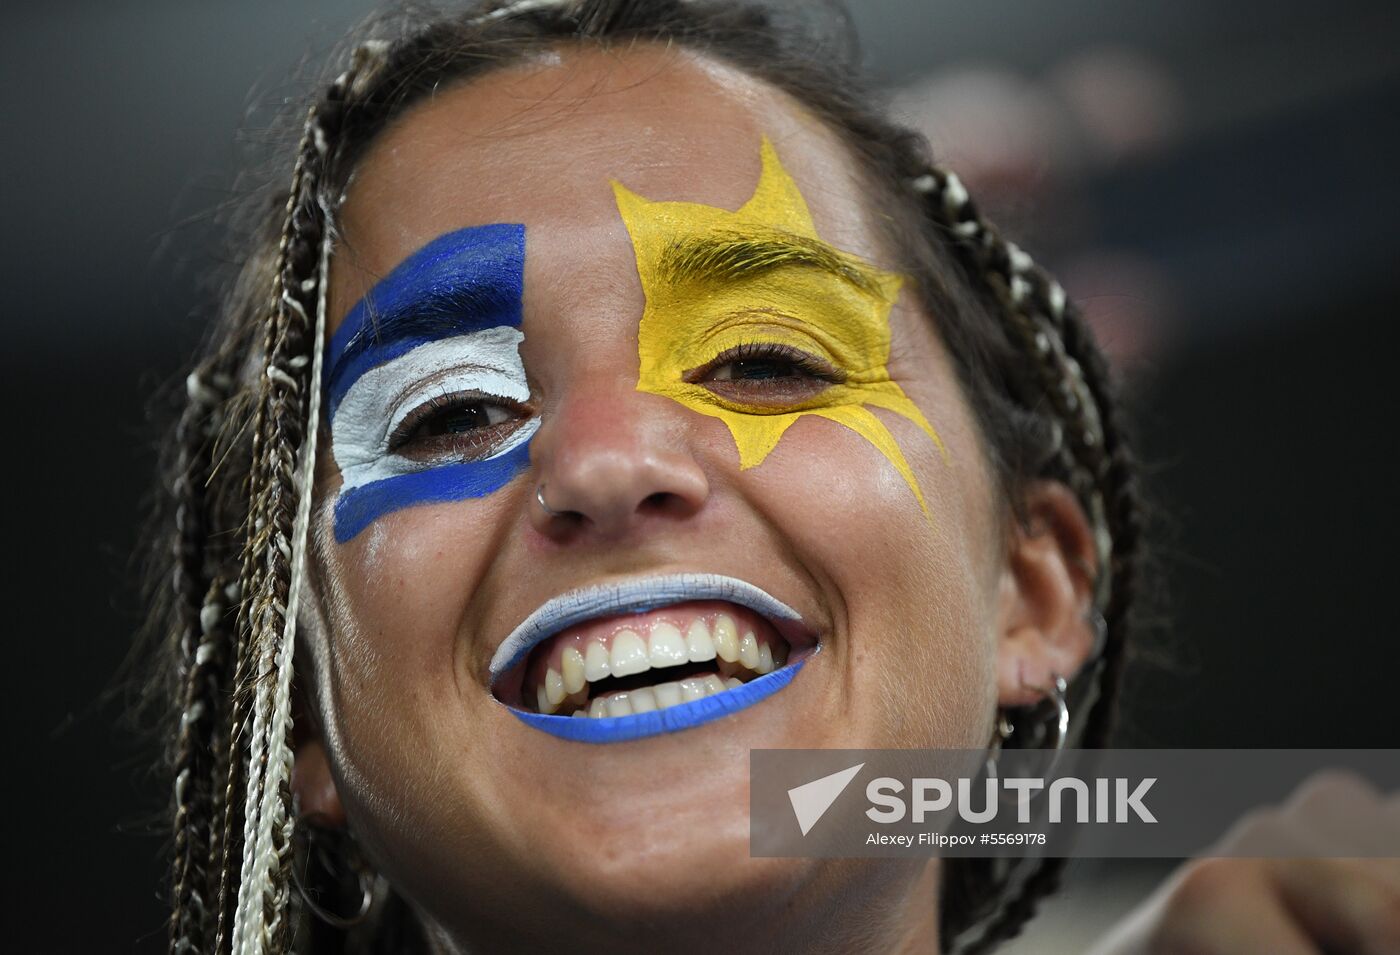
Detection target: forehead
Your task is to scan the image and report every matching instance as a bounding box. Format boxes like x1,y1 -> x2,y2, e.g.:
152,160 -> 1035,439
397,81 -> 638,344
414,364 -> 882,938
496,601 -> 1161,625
329,44 -> 890,330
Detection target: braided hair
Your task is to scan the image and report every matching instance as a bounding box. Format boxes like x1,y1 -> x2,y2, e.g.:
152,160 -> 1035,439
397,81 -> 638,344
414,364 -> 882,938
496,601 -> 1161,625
147,1 -> 1143,952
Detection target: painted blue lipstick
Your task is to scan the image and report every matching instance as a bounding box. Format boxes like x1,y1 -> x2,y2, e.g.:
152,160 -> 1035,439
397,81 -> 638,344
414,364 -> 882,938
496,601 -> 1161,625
490,574 -> 815,743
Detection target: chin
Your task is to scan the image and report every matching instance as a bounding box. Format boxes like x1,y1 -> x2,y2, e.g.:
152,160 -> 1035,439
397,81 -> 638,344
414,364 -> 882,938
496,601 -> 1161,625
402,750 -> 826,954
518,834 -> 821,955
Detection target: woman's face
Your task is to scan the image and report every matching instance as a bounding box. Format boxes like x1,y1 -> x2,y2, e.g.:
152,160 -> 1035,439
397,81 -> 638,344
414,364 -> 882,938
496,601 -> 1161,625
304,45 -> 1016,953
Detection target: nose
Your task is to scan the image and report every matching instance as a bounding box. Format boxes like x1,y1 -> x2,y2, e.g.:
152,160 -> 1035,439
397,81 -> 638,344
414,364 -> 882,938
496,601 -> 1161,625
528,383 -> 710,540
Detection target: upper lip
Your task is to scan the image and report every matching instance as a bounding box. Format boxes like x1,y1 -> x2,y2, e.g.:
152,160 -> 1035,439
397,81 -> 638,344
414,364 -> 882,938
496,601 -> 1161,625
488,572 -> 808,684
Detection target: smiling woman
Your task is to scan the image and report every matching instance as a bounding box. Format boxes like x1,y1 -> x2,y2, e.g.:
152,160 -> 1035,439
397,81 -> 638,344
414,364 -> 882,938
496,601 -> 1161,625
145,1 -> 1139,954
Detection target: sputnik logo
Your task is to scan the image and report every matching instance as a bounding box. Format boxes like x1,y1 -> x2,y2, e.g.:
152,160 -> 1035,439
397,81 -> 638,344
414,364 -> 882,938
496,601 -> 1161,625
787,763 -> 865,836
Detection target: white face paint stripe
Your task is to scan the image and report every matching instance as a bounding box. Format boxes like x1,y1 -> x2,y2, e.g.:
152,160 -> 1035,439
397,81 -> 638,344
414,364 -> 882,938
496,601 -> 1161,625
330,327 -> 530,491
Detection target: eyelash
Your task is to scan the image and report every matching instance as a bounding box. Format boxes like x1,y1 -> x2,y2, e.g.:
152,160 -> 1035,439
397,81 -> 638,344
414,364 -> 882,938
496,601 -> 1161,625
387,392 -> 527,456
689,341 -> 846,386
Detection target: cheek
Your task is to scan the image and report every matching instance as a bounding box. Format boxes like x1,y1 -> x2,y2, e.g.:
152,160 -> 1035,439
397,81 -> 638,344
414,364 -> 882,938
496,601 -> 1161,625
307,498 -> 504,853
323,514 -> 466,671
742,387 -> 997,748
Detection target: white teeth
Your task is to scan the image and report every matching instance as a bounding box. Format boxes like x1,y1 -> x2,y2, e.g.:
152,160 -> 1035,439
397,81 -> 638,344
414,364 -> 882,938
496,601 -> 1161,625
648,622 -> 688,668
738,631 -> 760,670
757,641 -> 774,674
686,619 -> 716,661
610,629 -> 649,677
537,684 -> 557,715
562,647 -> 586,694
654,681 -> 683,708
545,668 -> 566,706
584,640 -> 611,682
584,675 -> 738,718
560,646 -> 792,716
531,614 -> 792,718
713,614 -> 740,662
571,710 -> 587,718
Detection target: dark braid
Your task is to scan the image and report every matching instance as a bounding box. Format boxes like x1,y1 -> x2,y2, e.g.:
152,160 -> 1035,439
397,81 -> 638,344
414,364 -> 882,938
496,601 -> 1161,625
168,363 -> 225,954
145,2 -> 1146,952
165,325 -> 258,955
903,167 -> 1142,953
946,255 -> 1146,950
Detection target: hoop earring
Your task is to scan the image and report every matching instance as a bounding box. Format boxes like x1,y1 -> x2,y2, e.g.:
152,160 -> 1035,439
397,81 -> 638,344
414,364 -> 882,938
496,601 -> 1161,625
291,819 -> 374,930
984,713 -> 1014,777
1032,672 -> 1070,751
985,672 -> 1070,781
536,483 -> 566,519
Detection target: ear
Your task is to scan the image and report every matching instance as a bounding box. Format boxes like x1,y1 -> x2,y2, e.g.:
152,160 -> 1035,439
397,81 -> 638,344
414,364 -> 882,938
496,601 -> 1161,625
995,480 -> 1099,708
291,679 -> 347,829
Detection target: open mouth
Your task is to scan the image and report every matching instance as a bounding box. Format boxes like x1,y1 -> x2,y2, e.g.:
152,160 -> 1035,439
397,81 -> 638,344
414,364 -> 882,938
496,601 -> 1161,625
489,574 -> 817,743
524,599 -> 790,716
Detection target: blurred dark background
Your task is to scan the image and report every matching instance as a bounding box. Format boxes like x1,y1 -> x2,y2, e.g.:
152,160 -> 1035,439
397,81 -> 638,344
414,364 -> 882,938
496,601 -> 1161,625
5,1 -> 1397,950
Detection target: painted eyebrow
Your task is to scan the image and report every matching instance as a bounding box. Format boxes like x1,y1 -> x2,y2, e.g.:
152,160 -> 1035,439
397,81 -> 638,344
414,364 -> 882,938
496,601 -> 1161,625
658,228 -> 885,297
324,223 -> 525,417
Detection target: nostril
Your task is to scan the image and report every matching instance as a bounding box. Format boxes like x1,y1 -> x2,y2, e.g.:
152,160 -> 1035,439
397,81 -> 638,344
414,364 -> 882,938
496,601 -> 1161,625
639,490 -> 699,518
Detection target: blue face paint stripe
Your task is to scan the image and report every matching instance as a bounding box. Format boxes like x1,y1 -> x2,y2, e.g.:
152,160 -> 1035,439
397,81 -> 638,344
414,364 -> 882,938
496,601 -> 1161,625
333,439 -> 533,543
325,223 -> 526,420
508,660 -> 805,743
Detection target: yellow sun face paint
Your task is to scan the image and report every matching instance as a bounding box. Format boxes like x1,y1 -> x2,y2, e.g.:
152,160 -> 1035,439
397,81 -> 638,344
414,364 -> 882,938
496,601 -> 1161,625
612,137 -> 945,515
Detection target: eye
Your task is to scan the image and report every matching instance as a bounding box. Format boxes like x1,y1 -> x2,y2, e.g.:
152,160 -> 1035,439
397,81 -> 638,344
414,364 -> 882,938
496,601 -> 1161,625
389,393 -> 530,462
687,342 -> 845,403
708,356 -> 803,382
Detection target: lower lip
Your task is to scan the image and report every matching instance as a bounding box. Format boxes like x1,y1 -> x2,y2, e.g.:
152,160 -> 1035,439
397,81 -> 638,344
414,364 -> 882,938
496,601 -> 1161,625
506,658 -> 808,744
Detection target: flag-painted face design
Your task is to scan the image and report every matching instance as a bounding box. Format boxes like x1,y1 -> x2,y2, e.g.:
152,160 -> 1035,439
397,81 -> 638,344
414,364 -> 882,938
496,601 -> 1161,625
612,137 -> 945,515
325,223 -> 536,543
